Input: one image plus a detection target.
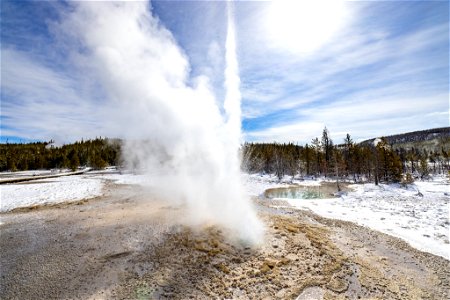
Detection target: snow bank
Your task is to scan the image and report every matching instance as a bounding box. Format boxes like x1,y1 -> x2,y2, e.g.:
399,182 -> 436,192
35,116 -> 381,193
0,170 -> 54,178
0,175 -> 103,212
0,169 -> 73,180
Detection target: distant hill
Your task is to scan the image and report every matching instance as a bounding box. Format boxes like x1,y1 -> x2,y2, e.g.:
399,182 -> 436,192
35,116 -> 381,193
360,127 -> 450,153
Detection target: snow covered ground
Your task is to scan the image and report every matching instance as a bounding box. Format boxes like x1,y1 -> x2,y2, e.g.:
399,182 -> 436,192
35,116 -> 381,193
99,172 -> 150,185
0,169 -> 71,179
0,170 -> 151,213
245,174 -> 449,260
0,170 -> 54,178
2,170 -> 448,259
0,175 -> 104,212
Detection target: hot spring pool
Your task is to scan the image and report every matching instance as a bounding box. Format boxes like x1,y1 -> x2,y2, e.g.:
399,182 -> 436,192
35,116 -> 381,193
264,182 -> 345,200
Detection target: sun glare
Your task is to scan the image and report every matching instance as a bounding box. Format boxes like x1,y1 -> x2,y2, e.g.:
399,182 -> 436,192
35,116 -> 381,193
265,0 -> 348,54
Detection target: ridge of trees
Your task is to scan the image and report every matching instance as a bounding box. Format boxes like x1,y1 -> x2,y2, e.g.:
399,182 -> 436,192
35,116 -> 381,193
0,138 -> 122,172
360,127 -> 449,147
242,127 -> 450,184
2,128 -> 449,185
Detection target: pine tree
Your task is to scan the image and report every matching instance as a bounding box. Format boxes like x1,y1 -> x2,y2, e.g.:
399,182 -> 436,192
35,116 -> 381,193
418,155 -> 429,179
321,127 -> 332,177
303,144 -> 312,175
311,137 -> 321,176
68,149 -> 80,171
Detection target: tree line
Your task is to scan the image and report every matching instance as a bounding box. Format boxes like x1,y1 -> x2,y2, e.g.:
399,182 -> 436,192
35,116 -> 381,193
0,138 -> 121,172
2,129 -> 449,185
241,127 -> 450,184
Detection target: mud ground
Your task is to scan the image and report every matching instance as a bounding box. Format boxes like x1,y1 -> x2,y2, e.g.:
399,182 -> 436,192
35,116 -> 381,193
1,182 -> 449,299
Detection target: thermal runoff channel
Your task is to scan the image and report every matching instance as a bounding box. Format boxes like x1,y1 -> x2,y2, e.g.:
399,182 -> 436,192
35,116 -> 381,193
58,1 -> 263,244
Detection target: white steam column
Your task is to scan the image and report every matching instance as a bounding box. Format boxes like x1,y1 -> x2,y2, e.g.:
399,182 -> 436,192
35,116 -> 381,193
60,0 -> 263,246
224,1 -> 242,170
221,1 -> 264,245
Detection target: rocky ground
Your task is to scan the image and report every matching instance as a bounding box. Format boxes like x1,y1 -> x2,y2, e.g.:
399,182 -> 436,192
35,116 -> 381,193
1,181 -> 449,299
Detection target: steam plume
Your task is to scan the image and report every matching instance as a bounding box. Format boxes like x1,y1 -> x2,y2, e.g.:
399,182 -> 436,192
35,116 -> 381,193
60,1 -> 263,244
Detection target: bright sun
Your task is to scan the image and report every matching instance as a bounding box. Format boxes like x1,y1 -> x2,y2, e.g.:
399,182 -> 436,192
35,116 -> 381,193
264,0 -> 348,54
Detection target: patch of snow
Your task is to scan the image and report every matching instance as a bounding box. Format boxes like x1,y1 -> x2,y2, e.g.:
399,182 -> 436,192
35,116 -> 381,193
100,172 -> 150,185
373,137 -> 382,146
0,175 -> 103,212
242,173 -> 291,197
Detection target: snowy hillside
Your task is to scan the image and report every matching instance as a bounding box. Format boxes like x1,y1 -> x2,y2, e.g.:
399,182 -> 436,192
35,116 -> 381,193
360,127 -> 449,152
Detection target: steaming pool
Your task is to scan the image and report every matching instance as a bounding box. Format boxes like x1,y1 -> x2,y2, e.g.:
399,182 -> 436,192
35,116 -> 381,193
264,182 -> 346,200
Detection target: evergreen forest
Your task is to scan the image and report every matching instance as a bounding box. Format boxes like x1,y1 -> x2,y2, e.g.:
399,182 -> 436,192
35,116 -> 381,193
0,138 -> 121,172
1,128 -> 449,185
241,128 -> 449,184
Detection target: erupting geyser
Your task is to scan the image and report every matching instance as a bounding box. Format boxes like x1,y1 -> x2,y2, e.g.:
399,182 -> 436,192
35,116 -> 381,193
60,0 -> 263,244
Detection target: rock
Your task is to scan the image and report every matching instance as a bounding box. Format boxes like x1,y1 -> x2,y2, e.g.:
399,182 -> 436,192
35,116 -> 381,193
275,288 -> 287,298
297,287 -> 325,300
214,263 -> 230,274
286,253 -> 298,261
232,257 -> 243,263
265,258 -> 278,268
278,257 -> 291,266
327,276 -> 349,293
157,278 -> 168,287
260,264 -> 272,274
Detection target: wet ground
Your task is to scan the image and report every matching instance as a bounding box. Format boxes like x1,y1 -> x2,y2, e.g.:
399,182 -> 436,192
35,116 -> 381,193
1,182 -> 449,299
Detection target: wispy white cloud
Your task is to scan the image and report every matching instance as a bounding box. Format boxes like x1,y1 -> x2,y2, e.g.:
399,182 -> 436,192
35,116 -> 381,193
1,48 -> 110,142
238,1 -> 448,143
241,21 -> 447,111
244,121 -> 326,144
246,92 -> 448,144
1,0 -> 448,147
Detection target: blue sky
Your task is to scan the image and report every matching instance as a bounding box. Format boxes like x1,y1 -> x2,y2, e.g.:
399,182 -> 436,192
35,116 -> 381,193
1,0 -> 448,144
